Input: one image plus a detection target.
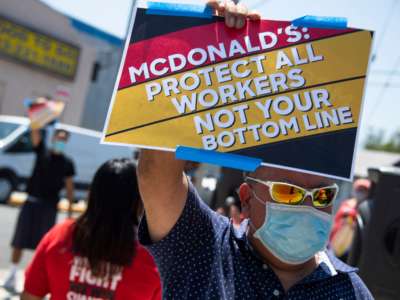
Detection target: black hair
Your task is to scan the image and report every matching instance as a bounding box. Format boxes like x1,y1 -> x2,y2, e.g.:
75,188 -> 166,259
54,128 -> 70,139
72,158 -> 141,276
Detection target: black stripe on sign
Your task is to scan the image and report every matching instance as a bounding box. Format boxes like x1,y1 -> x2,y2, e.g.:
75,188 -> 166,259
131,8 -> 222,44
234,127 -> 357,179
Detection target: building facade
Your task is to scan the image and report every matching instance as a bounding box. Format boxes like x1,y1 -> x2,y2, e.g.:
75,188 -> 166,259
72,19 -> 124,131
0,0 -> 124,131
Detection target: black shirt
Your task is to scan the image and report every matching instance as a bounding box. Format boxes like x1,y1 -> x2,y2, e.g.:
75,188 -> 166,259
26,140 -> 75,205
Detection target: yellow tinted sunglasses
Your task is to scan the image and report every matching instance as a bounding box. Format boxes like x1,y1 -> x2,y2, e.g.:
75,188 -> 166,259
246,177 -> 338,208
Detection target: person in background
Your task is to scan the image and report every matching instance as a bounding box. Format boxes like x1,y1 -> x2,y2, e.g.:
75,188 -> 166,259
330,178 -> 371,261
21,158 -> 161,300
2,125 -> 75,292
226,195 -> 243,230
215,206 -> 227,216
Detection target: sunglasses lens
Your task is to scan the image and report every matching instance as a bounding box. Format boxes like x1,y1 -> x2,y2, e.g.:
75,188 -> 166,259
312,187 -> 337,207
271,184 -> 305,204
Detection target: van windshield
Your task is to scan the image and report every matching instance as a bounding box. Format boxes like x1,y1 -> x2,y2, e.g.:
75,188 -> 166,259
0,121 -> 20,140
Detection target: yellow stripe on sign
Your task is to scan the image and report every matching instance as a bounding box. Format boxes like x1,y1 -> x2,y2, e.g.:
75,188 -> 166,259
105,78 -> 364,152
105,30 -> 371,136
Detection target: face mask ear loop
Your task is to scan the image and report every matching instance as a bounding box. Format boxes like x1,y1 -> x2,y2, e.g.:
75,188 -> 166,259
250,189 -> 266,206
247,220 -> 257,235
248,189 -> 269,238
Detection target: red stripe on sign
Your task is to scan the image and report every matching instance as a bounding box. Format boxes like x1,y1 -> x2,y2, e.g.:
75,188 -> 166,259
119,20 -> 355,89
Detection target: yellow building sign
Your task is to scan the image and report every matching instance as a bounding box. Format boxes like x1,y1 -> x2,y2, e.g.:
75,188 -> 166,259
0,15 -> 80,79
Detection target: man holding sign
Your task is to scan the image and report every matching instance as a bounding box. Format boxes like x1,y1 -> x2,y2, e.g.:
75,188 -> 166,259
139,150 -> 373,299
103,0 -> 373,298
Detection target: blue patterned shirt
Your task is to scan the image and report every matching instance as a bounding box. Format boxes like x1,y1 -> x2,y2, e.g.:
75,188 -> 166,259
139,183 -> 373,299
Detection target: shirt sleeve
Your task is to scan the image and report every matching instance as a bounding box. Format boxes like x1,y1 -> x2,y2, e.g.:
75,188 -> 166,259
349,272 -> 374,300
65,158 -> 76,177
24,230 -> 52,297
138,181 -> 229,277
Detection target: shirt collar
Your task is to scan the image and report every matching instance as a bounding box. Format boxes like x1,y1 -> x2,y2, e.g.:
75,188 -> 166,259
317,251 -> 337,276
232,218 -> 249,241
299,251 -> 358,284
325,249 -> 358,274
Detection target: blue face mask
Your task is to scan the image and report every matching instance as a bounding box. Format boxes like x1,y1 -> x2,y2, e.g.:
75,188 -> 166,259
253,193 -> 333,265
52,140 -> 66,154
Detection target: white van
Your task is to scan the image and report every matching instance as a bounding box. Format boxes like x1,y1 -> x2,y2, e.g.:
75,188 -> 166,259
0,115 -> 137,203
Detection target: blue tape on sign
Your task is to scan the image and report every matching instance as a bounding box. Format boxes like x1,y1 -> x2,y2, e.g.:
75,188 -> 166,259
146,2 -> 213,19
176,146 -> 262,172
292,15 -> 348,29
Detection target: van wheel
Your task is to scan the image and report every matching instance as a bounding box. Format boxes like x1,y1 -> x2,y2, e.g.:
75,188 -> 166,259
0,175 -> 15,204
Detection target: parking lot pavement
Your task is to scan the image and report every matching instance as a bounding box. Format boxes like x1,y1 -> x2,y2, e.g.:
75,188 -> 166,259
0,202 -> 70,299
0,205 -> 35,269
0,204 -> 32,299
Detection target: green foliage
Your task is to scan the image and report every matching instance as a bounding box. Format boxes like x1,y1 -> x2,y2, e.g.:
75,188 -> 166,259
365,129 -> 400,153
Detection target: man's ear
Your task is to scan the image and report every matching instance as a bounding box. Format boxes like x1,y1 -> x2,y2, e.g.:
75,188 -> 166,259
239,183 -> 252,218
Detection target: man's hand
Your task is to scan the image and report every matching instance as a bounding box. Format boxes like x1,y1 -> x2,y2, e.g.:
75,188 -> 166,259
207,0 -> 261,29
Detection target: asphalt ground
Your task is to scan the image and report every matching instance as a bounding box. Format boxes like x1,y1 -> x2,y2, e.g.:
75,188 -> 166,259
0,200 -> 74,298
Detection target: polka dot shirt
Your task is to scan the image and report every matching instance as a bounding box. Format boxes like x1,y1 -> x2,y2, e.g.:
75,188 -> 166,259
139,183 -> 373,300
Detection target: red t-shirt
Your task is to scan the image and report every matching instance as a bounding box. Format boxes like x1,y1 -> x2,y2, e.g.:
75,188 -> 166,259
25,219 -> 161,300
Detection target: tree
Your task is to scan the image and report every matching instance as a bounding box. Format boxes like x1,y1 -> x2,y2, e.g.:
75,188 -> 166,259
365,128 -> 400,153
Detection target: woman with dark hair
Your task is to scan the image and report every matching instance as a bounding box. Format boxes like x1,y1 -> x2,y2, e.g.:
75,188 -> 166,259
21,159 -> 161,300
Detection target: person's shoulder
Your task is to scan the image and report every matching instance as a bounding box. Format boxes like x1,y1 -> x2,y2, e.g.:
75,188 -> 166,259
62,154 -> 75,173
326,251 -> 373,299
134,242 -> 158,266
135,242 -> 154,264
34,139 -> 46,150
41,220 -> 75,252
49,219 -> 74,240
126,242 -> 160,279
62,155 -> 74,165
347,272 -> 374,299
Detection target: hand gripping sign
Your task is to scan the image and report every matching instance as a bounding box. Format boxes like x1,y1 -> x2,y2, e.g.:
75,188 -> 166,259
102,1 -> 373,180
28,98 -> 65,129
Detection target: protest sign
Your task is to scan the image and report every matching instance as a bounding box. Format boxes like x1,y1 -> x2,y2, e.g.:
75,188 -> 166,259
28,98 -> 65,129
102,2 -> 373,180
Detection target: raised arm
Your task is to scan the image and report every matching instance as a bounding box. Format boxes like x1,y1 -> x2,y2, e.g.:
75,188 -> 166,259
65,177 -> 75,218
30,128 -> 42,148
137,150 -> 187,242
137,1 -> 260,243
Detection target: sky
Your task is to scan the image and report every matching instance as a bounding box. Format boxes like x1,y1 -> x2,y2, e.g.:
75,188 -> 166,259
40,0 -> 400,147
